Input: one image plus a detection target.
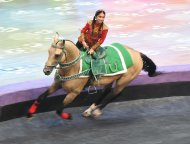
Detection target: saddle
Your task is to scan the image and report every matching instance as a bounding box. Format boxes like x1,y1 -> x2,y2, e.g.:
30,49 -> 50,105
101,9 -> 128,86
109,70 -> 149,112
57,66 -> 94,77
80,43 -> 134,81
85,46 -> 107,80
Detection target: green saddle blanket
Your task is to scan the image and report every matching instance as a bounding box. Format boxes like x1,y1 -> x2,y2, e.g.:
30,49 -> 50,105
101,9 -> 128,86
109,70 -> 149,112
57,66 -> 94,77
80,43 -> 133,78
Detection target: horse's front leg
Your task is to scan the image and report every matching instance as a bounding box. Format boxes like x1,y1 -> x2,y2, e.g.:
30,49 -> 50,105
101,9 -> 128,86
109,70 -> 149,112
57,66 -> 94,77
27,81 -> 61,118
56,91 -> 80,120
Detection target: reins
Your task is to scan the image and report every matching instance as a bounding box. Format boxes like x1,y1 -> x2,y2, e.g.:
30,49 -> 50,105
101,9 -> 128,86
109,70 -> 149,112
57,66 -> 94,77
51,38 -> 91,81
50,39 -> 81,69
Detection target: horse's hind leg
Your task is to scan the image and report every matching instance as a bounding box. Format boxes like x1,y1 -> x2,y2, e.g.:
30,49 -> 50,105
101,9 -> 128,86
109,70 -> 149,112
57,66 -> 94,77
82,83 -> 113,117
91,88 -> 120,118
92,75 -> 135,118
27,81 -> 61,118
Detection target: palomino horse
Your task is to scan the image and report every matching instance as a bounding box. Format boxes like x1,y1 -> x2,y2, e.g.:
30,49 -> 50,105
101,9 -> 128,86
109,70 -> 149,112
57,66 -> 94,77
27,33 -> 157,119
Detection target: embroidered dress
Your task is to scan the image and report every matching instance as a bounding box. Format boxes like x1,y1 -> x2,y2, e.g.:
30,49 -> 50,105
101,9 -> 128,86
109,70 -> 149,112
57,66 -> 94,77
79,20 -> 108,50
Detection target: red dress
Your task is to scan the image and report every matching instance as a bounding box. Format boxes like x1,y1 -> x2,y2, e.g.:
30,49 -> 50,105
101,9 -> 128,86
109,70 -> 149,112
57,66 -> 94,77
79,20 -> 108,50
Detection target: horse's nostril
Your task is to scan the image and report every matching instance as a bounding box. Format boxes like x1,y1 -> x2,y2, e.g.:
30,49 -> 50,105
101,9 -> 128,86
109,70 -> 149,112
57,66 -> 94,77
43,65 -> 54,75
44,71 -> 50,75
43,68 -> 50,74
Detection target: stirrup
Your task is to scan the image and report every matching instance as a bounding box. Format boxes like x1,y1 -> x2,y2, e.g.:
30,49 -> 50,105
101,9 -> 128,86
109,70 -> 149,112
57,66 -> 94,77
88,85 -> 97,94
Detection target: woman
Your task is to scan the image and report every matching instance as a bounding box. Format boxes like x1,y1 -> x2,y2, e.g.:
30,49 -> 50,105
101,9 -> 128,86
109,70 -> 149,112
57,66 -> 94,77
76,9 -> 108,55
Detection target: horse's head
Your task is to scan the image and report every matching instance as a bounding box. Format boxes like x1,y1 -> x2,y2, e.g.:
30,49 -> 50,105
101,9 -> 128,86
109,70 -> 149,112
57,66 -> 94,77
43,32 -> 66,75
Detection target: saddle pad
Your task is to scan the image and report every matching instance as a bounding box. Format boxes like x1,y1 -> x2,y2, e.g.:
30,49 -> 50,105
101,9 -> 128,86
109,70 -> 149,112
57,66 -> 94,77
79,42 -> 133,76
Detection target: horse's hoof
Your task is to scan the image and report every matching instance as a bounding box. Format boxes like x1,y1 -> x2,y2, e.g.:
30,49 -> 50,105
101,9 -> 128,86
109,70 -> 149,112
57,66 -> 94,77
82,110 -> 92,118
82,112 -> 90,118
59,112 -> 72,120
26,116 -> 34,122
82,104 -> 97,118
92,108 -> 102,119
26,113 -> 34,119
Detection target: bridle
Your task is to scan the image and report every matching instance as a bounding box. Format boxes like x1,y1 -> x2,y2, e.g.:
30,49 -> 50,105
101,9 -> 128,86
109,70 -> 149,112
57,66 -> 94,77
45,36 -> 91,81
45,39 -> 81,70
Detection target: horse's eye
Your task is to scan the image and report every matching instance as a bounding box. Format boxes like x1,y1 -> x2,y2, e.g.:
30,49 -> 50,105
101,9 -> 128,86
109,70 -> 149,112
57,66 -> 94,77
55,54 -> 60,59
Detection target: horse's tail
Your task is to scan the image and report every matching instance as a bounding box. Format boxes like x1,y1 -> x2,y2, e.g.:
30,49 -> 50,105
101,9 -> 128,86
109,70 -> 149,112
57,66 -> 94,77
140,53 -> 157,77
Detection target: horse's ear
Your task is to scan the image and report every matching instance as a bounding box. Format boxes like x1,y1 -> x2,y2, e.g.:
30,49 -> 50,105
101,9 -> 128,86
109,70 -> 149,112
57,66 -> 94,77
56,32 -> 60,36
54,32 -> 60,43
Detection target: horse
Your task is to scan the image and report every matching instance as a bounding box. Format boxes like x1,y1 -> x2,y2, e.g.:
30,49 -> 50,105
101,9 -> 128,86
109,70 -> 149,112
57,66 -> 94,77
27,32 -> 158,119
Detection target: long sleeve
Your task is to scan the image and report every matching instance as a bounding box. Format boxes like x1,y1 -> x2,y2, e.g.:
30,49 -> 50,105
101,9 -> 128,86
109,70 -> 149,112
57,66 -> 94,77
99,29 -> 108,44
81,22 -> 90,33
80,22 -> 90,42
91,29 -> 108,50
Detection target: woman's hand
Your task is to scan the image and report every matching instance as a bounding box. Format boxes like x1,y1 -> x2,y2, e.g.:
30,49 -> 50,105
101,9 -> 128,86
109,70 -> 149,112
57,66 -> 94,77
82,41 -> 89,49
88,49 -> 95,55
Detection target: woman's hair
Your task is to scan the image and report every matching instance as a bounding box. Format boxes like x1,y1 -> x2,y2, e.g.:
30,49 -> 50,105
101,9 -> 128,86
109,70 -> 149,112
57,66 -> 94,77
92,9 -> 106,35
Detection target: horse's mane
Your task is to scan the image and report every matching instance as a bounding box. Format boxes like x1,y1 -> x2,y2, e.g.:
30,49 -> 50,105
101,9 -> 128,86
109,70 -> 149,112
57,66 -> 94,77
65,39 -> 77,47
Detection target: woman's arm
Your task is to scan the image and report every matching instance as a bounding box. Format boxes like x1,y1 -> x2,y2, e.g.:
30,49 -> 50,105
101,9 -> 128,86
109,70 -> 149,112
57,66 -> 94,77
80,21 -> 91,48
90,29 -> 108,51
